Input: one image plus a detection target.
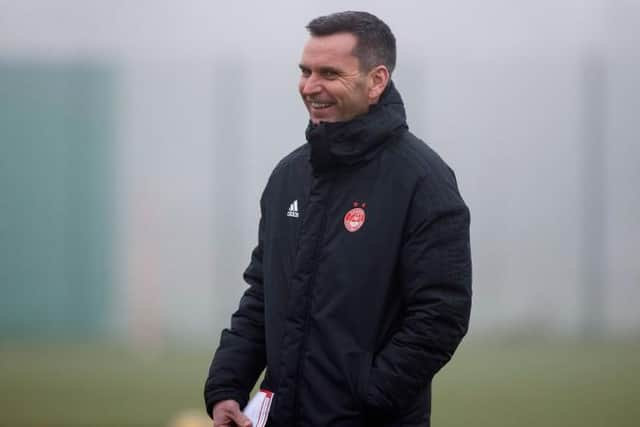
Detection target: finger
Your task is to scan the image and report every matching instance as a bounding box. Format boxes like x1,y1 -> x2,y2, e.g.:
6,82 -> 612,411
212,412 -> 232,427
229,410 -> 252,427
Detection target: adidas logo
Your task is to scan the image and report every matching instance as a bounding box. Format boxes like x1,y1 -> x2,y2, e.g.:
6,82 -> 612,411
287,200 -> 299,218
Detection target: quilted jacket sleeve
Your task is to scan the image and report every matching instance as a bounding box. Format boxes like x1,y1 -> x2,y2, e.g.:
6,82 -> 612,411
203,206 -> 267,417
365,168 -> 472,413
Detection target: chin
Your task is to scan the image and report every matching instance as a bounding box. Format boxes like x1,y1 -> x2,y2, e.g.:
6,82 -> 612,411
310,116 -> 330,124
312,114 -> 341,124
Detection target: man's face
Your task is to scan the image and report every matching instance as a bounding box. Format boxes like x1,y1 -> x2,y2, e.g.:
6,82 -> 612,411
298,33 -> 372,124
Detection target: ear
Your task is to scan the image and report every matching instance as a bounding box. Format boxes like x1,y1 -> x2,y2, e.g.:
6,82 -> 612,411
367,65 -> 390,104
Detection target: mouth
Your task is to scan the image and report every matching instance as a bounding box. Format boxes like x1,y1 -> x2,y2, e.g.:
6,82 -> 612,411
307,99 -> 335,110
310,101 -> 333,109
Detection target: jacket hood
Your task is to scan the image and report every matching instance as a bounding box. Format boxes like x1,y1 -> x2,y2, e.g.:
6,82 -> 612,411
305,80 -> 408,173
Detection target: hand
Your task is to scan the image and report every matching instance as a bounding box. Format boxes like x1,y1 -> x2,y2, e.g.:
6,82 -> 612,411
212,400 -> 252,427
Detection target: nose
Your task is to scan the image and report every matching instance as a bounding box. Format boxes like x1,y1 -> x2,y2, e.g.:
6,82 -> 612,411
300,74 -> 321,97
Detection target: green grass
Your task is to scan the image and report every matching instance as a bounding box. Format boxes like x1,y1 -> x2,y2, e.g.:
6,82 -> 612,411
432,338 -> 640,427
0,342 -> 213,427
1,339 -> 639,426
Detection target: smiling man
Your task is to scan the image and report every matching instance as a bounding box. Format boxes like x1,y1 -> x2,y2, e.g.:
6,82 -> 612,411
299,31 -> 385,124
205,11 -> 472,427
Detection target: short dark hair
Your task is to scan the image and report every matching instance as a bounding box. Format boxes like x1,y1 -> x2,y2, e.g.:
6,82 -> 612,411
306,11 -> 396,74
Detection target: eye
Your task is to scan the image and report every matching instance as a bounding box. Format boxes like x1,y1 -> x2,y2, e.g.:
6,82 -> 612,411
300,68 -> 311,77
322,70 -> 338,79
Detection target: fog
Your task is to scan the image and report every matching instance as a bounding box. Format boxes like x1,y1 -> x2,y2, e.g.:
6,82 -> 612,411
1,0 -> 639,345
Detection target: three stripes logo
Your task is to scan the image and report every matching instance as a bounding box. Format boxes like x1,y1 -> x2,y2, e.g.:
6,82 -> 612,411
287,200 -> 299,218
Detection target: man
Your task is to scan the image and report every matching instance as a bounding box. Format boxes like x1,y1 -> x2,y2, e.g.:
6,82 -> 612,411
205,11 -> 472,427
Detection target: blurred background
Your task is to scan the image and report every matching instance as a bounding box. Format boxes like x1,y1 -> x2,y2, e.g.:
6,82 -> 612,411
1,0 -> 639,426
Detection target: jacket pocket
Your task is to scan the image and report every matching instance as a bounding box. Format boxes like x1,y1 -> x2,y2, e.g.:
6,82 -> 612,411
345,351 -> 373,409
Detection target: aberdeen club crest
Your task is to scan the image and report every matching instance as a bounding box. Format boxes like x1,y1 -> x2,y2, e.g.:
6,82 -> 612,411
344,202 -> 366,232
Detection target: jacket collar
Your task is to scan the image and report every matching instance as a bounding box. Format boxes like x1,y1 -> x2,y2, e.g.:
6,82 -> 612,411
306,80 -> 408,173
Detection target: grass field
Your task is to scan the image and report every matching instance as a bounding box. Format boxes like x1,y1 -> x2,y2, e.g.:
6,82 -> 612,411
1,338 -> 639,426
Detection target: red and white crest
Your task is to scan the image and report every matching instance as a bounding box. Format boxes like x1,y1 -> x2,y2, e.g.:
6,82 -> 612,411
344,207 -> 366,232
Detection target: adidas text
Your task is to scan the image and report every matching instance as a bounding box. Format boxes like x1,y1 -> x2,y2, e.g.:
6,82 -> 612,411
287,200 -> 299,218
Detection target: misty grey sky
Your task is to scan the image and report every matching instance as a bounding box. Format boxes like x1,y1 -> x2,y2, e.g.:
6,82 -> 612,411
1,0 -> 638,341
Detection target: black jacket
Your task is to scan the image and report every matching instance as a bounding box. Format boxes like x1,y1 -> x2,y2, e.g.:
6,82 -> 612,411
205,82 -> 472,426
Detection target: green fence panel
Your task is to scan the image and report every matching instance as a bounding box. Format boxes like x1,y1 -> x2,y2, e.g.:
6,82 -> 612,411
0,61 -> 114,340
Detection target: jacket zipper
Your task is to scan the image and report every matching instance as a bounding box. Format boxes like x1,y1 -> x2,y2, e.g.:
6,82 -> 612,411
292,175 -> 332,424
